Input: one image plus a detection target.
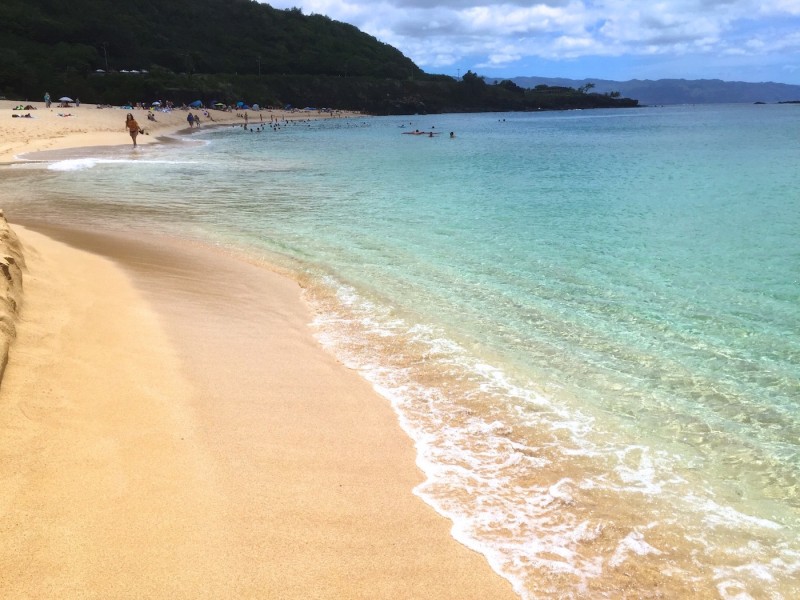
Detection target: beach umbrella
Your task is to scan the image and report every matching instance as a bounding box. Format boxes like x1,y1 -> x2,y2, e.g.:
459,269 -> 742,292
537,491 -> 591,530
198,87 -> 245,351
151,101 -> 161,106
59,96 -> 73,102
189,100 -> 202,108
236,101 -> 245,108
214,102 -> 225,106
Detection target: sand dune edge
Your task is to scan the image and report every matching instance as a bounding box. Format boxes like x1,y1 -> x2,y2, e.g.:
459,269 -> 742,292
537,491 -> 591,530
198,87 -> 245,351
0,213 -> 24,384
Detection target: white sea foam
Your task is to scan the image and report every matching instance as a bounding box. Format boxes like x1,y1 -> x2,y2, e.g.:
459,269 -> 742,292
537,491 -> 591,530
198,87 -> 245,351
47,158 -> 105,171
609,529 -> 663,567
311,279 -> 657,594
716,580 -> 755,600
691,495 -> 784,531
308,272 -> 800,599
47,158 -> 196,171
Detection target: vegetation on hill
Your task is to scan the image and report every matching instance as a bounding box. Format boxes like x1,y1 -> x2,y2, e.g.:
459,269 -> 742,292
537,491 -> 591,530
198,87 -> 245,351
0,0 -> 637,113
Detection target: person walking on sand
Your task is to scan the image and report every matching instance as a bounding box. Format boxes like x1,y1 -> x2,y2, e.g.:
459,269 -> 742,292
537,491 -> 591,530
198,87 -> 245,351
44,92 -> 51,108
187,113 -> 194,128
125,113 -> 141,147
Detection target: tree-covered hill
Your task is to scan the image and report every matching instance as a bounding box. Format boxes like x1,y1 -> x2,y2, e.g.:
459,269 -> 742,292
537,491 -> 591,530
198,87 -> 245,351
0,0 -> 420,89
0,0 -> 638,113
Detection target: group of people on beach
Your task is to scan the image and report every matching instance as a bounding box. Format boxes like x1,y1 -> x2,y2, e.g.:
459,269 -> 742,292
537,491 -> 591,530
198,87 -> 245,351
118,104 -> 354,148
186,113 -> 202,128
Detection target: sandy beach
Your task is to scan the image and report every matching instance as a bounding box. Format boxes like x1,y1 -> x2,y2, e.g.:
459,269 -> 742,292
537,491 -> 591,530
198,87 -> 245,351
0,103 -> 518,598
0,99 -> 355,163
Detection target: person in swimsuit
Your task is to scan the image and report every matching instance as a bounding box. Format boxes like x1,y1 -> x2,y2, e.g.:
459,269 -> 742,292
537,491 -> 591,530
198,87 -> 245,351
125,113 -> 141,147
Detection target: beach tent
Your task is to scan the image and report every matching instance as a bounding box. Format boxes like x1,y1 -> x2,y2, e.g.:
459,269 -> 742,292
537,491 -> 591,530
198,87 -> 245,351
252,103 -> 260,110
189,100 -> 203,108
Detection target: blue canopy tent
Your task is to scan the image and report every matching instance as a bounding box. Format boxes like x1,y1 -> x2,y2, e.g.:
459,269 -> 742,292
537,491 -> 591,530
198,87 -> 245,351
189,100 -> 203,108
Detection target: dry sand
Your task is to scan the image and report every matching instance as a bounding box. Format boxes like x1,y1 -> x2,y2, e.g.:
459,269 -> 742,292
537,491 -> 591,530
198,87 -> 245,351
0,103 -> 519,598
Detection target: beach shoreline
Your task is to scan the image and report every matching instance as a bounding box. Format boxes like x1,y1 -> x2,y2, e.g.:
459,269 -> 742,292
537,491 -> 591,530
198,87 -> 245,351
0,103 -> 519,598
0,99 -> 360,164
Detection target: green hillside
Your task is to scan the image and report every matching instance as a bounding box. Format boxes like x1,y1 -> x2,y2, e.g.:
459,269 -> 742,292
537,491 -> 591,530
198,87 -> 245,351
0,0 -> 637,113
0,0 -> 419,88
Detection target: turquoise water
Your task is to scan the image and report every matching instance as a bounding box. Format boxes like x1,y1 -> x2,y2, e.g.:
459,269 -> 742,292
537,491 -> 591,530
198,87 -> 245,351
4,104 -> 800,598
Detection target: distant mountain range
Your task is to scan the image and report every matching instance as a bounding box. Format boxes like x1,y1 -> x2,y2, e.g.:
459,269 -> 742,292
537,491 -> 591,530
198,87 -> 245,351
497,77 -> 800,105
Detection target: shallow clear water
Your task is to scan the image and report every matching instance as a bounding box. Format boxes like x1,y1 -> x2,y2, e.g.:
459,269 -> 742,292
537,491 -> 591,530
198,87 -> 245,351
3,105 -> 800,598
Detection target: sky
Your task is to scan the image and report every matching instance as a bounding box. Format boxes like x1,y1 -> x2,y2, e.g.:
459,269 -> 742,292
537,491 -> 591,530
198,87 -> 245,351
264,1 -> 800,84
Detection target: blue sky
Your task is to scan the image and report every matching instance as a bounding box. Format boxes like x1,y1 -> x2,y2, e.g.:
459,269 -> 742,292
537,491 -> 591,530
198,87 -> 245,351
264,1 -> 800,84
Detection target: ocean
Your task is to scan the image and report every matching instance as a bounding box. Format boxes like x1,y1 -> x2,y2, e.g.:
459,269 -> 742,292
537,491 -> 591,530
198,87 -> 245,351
3,104 -> 799,598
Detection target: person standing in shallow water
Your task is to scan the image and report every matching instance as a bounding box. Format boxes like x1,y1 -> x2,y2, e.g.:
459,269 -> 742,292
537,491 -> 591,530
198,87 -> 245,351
125,113 -> 140,147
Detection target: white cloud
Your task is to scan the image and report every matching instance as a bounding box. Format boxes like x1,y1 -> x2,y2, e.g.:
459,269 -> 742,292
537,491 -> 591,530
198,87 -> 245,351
263,1 -> 800,82
460,3 -> 587,35
764,0 -> 800,16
